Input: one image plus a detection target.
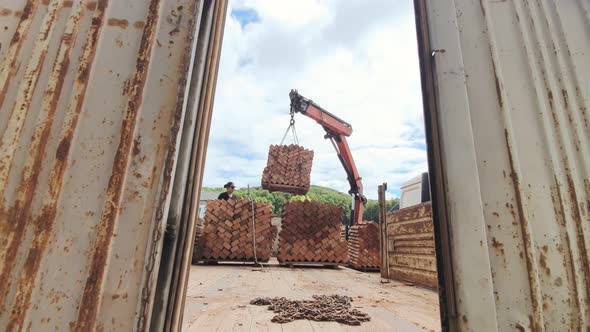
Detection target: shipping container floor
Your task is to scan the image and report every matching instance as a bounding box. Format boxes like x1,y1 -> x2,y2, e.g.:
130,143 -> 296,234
182,259 -> 440,332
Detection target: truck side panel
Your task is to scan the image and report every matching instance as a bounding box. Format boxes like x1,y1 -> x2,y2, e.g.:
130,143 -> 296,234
416,0 -> 590,330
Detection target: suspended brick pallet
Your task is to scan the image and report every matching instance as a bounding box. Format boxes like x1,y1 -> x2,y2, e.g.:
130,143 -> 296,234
261,144 -> 314,195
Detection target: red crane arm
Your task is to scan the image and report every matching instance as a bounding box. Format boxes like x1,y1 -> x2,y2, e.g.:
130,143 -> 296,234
289,90 -> 366,226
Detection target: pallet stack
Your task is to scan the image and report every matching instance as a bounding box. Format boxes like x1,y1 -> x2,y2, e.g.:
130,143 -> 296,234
277,201 -> 349,264
348,222 -> 380,270
193,199 -> 277,262
261,144 -> 314,195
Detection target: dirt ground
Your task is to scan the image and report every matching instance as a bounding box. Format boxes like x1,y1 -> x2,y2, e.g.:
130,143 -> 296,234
182,259 -> 441,332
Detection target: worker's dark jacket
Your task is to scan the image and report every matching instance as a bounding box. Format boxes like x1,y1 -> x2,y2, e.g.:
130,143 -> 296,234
217,192 -> 236,201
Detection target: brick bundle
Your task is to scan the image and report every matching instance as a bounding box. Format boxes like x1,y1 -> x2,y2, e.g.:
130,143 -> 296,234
348,222 -> 380,270
261,144 -> 314,195
193,199 -> 277,262
277,201 -> 349,264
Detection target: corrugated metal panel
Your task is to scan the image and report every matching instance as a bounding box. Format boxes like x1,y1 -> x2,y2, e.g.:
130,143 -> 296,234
416,0 -> 590,330
384,202 -> 437,288
0,0 -> 226,330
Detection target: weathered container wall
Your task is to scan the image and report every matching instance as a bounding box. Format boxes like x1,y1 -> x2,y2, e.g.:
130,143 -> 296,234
383,202 -> 437,288
0,0 -> 226,330
416,0 -> 590,330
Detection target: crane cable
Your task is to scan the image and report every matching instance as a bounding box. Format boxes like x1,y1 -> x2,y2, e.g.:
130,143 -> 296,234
280,112 -> 299,145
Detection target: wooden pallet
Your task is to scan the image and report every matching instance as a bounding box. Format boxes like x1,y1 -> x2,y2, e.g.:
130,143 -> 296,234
192,259 -> 269,265
261,182 -> 308,195
280,261 -> 340,269
348,265 -> 380,273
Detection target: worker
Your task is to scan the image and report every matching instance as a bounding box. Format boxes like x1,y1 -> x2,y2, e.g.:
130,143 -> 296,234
218,182 -> 237,201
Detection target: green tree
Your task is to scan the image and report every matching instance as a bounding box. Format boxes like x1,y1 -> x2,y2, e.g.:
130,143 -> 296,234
362,198 -> 400,222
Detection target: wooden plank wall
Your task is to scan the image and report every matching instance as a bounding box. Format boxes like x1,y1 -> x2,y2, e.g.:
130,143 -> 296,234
383,202 -> 438,288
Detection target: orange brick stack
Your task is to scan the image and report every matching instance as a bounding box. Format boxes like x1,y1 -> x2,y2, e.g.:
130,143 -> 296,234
261,144 -> 314,195
277,201 -> 349,264
193,199 -> 277,262
348,222 -> 380,270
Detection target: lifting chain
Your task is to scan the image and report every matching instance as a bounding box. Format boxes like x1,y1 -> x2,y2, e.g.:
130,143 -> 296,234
250,295 -> 370,326
280,111 -> 299,145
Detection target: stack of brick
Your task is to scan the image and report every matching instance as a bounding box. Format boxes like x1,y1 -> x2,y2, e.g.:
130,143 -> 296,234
348,222 -> 380,270
261,144 -> 314,195
277,201 -> 349,264
193,199 -> 277,262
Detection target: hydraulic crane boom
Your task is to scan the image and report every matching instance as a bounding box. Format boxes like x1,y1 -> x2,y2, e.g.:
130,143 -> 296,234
289,89 -> 367,229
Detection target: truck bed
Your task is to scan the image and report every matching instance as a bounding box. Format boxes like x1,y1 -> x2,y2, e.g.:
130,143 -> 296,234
183,260 -> 440,331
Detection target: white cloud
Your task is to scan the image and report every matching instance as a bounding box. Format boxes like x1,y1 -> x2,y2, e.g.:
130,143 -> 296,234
203,0 -> 427,199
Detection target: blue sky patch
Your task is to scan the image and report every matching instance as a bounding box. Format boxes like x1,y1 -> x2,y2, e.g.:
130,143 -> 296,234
231,8 -> 260,28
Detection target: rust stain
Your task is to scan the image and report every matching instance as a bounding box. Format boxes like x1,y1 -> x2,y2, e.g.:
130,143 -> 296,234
553,175 -> 582,311
0,0 -> 38,112
554,277 -> 563,287
167,6 -> 183,36
42,0 -> 50,5
55,137 -> 71,161
0,0 -> 66,320
564,174 -> 590,302
107,18 -> 128,29
2,0 -> 109,329
86,2 -> 97,11
1,31 -> 53,193
0,8 -> 12,16
539,252 -> 551,276
489,56 -> 503,108
133,21 -> 145,29
561,89 -> 568,109
63,1 -> 73,8
122,78 -> 131,95
492,237 -> 505,256
503,129 -> 543,331
14,10 -> 22,17
551,176 -> 567,227
132,136 -> 141,156
75,0 -> 162,330
111,293 -> 128,300
4,38 -> 73,322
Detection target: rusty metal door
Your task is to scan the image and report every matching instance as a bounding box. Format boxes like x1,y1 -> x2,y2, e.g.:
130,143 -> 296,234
0,0 -> 226,330
416,0 -> 590,330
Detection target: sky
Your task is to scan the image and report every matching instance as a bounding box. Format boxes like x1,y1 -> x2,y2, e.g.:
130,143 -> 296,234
202,0 -> 427,200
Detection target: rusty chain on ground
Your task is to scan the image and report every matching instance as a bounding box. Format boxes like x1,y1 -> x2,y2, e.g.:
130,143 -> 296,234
250,295 -> 370,326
